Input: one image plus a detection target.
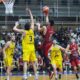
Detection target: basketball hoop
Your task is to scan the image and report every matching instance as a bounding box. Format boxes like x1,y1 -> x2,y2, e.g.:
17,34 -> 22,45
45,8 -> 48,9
2,0 -> 15,14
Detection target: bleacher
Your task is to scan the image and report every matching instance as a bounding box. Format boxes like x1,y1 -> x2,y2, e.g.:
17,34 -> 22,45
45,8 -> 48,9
0,0 -> 80,17
0,0 -> 80,30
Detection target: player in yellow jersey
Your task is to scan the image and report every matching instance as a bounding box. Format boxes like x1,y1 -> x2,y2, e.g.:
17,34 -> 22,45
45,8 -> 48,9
3,35 -> 15,80
13,8 -> 38,80
49,40 -> 67,80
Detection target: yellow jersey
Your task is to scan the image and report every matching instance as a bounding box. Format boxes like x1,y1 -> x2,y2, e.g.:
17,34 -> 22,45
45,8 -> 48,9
22,29 -> 35,50
50,45 -> 62,60
5,41 -> 15,58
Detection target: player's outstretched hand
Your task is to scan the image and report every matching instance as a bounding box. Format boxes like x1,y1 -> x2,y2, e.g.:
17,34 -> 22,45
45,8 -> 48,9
36,22 -> 40,27
15,21 -> 19,26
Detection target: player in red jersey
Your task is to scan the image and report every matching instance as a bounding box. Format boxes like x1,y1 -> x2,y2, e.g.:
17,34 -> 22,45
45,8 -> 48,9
66,39 -> 80,80
36,9 -> 55,79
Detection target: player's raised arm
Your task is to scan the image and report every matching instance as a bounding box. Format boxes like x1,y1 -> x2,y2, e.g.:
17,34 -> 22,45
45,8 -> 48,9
45,14 -> 49,25
27,8 -> 34,31
66,44 -> 70,51
59,46 -> 66,51
43,6 -> 49,25
58,45 -> 71,54
36,22 -> 46,33
3,42 -> 10,58
13,21 -> 24,33
36,22 -> 41,31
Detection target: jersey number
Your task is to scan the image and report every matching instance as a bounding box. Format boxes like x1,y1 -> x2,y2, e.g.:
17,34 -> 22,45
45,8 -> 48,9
29,36 -> 32,42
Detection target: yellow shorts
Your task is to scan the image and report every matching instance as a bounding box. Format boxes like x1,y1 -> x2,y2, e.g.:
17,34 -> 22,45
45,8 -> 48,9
23,49 -> 37,62
51,59 -> 62,69
4,57 -> 13,67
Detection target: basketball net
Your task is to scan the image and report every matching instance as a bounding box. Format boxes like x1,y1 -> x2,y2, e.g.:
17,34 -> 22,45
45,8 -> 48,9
2,0 -> 15,14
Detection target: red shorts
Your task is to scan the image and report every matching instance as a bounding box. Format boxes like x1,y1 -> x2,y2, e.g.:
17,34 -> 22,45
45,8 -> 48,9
70,58 -> 80,67
42,42 -> 52,57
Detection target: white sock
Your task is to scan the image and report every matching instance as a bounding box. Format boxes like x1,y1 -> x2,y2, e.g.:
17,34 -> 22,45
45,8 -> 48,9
35,73 -> 38,79
55,71 -> 58,79
23,73 -> 27,79
7,75 -> 9,80
23,62 -> 27,79
55,75 -> 58,79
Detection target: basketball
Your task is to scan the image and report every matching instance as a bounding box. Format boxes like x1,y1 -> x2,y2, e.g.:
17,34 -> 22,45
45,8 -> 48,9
43,6 -> 49,15
0,0 -> 2,3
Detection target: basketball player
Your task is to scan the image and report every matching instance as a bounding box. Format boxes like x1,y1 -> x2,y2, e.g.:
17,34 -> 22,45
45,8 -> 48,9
3,34 -> 15,80
66,39 -> 80,80
49,40 -> 67,80
13,8 -> 38,80
36,7 -> 55,78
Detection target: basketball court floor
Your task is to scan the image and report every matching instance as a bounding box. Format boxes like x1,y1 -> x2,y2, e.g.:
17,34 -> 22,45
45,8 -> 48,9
0,74 -> 80,80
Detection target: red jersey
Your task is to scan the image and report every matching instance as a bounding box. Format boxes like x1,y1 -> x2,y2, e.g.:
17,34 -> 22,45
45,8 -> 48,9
69,43 -> 79,58
69,43 -> 80,67
42,26 -> 55,56
43,26 -> 54,43
69,43 -> 78,54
